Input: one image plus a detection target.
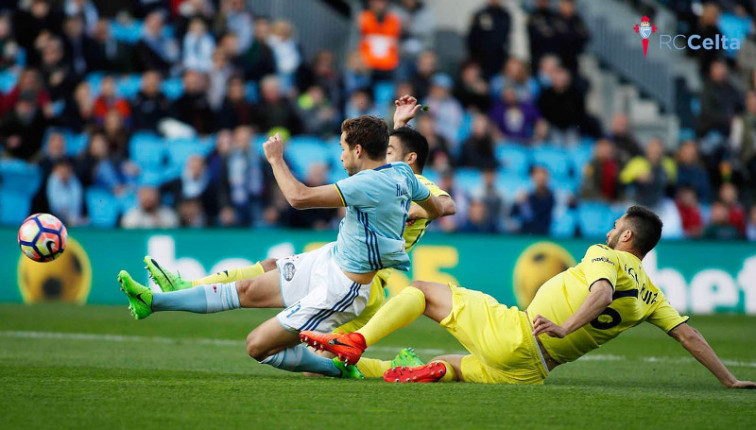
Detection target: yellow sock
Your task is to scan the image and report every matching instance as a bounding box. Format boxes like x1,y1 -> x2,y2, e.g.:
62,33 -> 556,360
434,360 -> 457,382
191,262 -> 265,287
357,286 -> 425,346
356,357 -> 393,378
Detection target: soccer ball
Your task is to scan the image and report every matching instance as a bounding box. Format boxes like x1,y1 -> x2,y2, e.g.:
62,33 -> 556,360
17,213 -> 68,262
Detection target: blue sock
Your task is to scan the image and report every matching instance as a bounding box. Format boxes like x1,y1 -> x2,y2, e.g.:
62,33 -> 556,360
260,344 -> 341,377
152,283 -> 241,313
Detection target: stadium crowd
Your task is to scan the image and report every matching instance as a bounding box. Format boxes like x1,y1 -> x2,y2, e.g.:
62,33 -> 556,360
1,0 -> 756,240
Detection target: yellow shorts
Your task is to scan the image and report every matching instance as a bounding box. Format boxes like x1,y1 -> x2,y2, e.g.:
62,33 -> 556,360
332,269 -> 389,334
439,284 -> 549,384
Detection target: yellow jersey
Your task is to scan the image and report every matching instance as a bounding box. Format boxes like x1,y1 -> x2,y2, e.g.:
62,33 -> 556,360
526,244 -> 689,364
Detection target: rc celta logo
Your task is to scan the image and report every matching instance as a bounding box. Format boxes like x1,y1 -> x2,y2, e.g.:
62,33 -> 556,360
633,16 -> 657,57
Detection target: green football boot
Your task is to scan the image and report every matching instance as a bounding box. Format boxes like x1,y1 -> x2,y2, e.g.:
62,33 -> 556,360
333,358 -> 365,380
144,256 -> 191,292
118,270 -> 153,320
390,348 -> 425,368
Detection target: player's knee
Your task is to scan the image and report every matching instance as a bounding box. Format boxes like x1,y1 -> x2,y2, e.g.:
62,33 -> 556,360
236,278 -> 256,300
409,281 -> 443,301
409,280 -> 433,294
245,331 -> 268,360
260,258 -> 277,272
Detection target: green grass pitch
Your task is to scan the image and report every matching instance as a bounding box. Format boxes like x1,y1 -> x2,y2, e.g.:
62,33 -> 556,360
1,303 -> 755,429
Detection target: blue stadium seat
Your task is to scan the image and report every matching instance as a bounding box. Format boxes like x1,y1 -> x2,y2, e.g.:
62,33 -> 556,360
162,78 -> 184,100
117,75 -> 142,99
116,191 -> 138,213
110,21 -> 143,44
166,138 -> 212,170
86,72 -> 104,97
454,168 -> 482,191
286,136 -> 331,178
495,172 -> 531,200
0,159 -> 42,195
129,134 -> 166,170
577,201 -> 613,237
245,82 -> 258,103
495,144 -> 530,177
0,190 -> 33,225
456,113 -> 473,144
570,143 -> 593,178
0,70 -> 18,93
532,146 -> 571,180
550,209 -> 576,238
373,81 -> 395,106
86,188 -> 120,228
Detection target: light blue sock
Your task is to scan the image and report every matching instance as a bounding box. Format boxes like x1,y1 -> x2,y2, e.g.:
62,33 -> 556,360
260,344 -> 341,377
152,283 -> 241,313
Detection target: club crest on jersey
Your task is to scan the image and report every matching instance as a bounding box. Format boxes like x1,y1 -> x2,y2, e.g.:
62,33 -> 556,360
283,262 -> 296,281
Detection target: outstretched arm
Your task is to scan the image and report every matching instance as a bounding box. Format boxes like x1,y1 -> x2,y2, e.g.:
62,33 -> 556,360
669,323 -> 756,389
533,280 -> 613,338
393,95 -> 422,129
263,133 -> 344,209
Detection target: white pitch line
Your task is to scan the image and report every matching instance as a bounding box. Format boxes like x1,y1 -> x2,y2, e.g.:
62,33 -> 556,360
1,331 -> 755,368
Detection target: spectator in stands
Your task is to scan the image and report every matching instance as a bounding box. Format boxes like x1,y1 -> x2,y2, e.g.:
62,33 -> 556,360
411,50 -> 438,101
703,201 -> 742,239
240,16 -> 276,82
296,51 -> 342,110
514,165 -> 554,235
92,19 -> 134,73
216,75 -> 254,130
393,0 -> 435,62
47,158 -> 84,226
607,113 -> 642,163
535,54 -> 560,92
65,0 -> 98,34
164,155 -> 227,223
580,138 -> 620,202
121,186 -> 180,228
172,70 -> 215,135
226,125 -> 265,225
182,17 -> 215,73
424,73 -> 464,151
133,0 -> 171,18
215,0 -> 254,53
297,85 -> 338,137
343,50 -> 373,101
286,163 -> 337,229
267,20 -> 301,90
747,206 -> 756,241
32,130 -> 68,213
62,15 -> 101,76
676,140 -> 712,203
490,57 -> 539,102
454,60 -> 490,112
437,168 -> 469,232
60,81 -> 96,132
694,3 -> 724,75
135,11 -> 180,75
699,60 -> 743,137
527,0 -> 557,70
132,70 -> 171,132
93,76 -> 132,126
416,114 -> 451,170
345,88 -> 380,119
75,132 -> 130,195
458,114 -> 497,169
252,75 -> 302,135
466,0 -> 511,79
536,66 -> 583,146
478,168 -> 505,231
1,69 -> 51,117
39,36 -> 78,102
177,198 -> 207,227
675,186 -> 704,238
176,0 -> 216,40
0,14 -> 19,71
0,92 -> 48,161
102,110 -> 130,161
358,0 -> 402,79
619,137 -> 677,208
730,90 -> 756,185
719,182 -> 746,234
460,199 -> 497,233
205,128 -> 232,187
14,0 -> 63,59
489,86 -> 540,142
207,48 -> 235,110
551,0 -> 589,74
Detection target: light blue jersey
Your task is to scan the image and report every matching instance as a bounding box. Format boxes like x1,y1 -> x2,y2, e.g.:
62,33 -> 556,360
333,162 -> 431,273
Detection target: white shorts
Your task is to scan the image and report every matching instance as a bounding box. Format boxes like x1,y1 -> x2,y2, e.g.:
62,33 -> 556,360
276,242 -> 371,333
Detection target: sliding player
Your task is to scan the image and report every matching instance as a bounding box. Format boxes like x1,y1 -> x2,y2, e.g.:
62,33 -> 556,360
118,115 -> 443,379
302,206 -> 756,388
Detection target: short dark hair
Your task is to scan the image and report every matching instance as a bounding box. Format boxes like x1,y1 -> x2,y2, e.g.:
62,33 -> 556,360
390,126 -> 429,171
341,115 -> 389,161
624,205 -> 663,256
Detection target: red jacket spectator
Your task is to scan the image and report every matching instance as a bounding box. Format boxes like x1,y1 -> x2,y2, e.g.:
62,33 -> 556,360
359,0 -> 401,72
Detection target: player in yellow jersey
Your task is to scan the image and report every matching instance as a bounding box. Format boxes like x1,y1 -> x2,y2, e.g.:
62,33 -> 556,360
301,206 -> 756,388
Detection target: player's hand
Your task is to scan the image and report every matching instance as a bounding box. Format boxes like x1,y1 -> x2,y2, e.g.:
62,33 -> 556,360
262,133 -> 284,162
532,315 -> 567,338
407,204 -> 428,221
393,95 -> 421,128
725,380 -> 756,389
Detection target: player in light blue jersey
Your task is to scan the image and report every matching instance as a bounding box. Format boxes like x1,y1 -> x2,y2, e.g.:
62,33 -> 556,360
118,115 -> 443,378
